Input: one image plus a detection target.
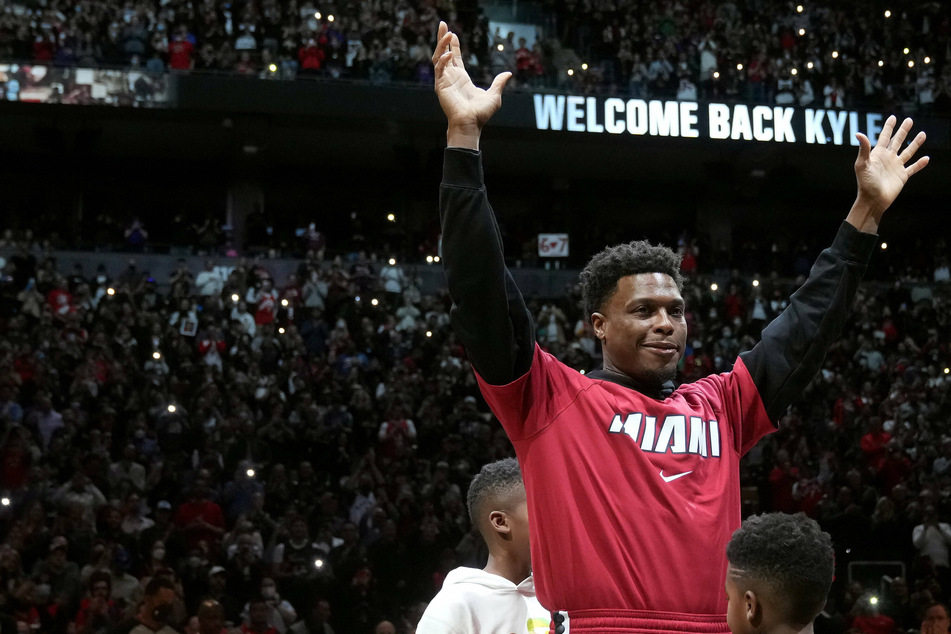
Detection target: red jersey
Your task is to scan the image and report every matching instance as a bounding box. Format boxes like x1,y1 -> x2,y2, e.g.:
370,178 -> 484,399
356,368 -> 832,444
476,344 -> 774,616
168,39 -> 194,70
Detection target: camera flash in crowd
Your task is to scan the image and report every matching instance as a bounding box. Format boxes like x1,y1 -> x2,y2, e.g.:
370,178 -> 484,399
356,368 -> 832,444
497,44 -> 504,52
869,597 -> 879,606
434,256 -> 440,262
426,331 -> 433,338
581,63 -> 588,70
268,63 -> 277,73
314,559 -> 324,569
278,327 -> 285,334
831,51 -> 838,59
713,71 -> 720,79
426,255 -> 434,263
881,242 -> 888,250
371,298 -> 379,306
327,14 -> 334,22
107,287 -> 115,296
167,404 -> 176,413
807,61 -> 814,69
878,60 -> 884,67
752,280 -> 760,287
1,498 -> 9,507
884,10 -> 891,17
710,283 -> 718,291
796,4 -> 803,12
281,299 -> 289,307
355,296 -> 361,302
943,368 -> 949,375
388,258 -> 396,265
798,28 -> 805,36
908,60 -> 915,68
925,57 -> 931,64
314,12 -> 321,19
247,469 -> 255,477
791,68 -> 798,75
736,63 -> 743,71
567,69 -> 574,76
232,294 -> 239,302
387,213 -> 395,222
903,47 -> 910,54
152,351 -> 161,360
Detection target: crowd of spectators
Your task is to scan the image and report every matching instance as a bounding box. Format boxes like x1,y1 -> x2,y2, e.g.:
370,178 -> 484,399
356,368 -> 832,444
0,220 -> 948,634
0,0 -> 949,114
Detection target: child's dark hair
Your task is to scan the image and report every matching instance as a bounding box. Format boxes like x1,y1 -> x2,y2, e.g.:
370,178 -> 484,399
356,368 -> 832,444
466,458 -> 524,525
579,241 -> 683,321
727,512 -> 834,627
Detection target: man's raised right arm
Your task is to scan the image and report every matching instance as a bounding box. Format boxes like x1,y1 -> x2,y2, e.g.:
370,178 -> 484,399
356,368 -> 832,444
434,22 -> 534,385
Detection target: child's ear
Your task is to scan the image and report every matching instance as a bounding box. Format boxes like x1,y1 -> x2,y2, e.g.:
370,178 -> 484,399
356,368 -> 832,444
746,590 -> 763,629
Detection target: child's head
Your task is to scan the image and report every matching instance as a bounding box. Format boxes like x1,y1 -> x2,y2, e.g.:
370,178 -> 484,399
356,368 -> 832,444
466,458 -> 528,556
725,513 -> 834,634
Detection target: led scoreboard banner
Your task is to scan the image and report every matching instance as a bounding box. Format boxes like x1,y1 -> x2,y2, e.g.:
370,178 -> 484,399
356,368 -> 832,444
532,94 -> 894,146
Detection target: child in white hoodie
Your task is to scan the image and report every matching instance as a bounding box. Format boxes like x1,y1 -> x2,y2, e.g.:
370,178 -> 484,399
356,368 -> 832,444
416,458 -> 551,634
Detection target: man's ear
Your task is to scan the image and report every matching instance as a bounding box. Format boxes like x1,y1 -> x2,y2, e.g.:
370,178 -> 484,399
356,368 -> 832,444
488,510 -> 512,539
591,313 -> 606,340
746,590 -> 763,629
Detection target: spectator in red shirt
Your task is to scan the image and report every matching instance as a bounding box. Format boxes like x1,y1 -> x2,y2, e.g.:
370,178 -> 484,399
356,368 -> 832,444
242,597 -> 278,634
173,483 -> 225,551
298,39 -> 325,74
860,416 -> 891,471
168,28 -> 194,71
514,37 -> 532,85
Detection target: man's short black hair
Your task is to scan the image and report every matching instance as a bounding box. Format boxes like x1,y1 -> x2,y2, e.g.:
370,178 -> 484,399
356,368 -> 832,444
727,512 -> 834,627
144,576 -> 176,597
466,458 -> 524,525
579,240 -> 684,321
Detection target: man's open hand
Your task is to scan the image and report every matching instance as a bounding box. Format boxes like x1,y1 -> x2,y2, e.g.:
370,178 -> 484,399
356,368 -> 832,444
432,21 -> 511,149
849,115 -> 929,233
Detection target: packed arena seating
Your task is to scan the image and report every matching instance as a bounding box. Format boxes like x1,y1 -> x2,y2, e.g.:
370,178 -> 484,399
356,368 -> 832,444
0,226 -> 948,634
0,0 -> 949,113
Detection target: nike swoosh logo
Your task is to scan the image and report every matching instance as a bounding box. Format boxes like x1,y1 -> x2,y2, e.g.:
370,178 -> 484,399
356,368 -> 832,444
660,470 -> 693,483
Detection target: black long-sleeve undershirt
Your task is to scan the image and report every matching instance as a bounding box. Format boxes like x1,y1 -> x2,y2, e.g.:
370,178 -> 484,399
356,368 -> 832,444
439,147 -> 877,422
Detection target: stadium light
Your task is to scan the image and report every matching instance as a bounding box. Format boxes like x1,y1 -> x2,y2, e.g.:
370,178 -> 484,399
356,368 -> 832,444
831,51 -> 839,59
567,68 -> 574,76
884,10 -> 891,18
582,63 -> 589,70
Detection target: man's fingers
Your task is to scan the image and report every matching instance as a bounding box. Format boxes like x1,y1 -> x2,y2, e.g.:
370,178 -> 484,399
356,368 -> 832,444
450,32 -> 464,69
899,130 -> 926,163
889,117 -> 914,151
876,114 -> 896,149
432,31 -> 452,65
487,71 -> 512,97
855,133 -> 871,165
905,155 -> 930,178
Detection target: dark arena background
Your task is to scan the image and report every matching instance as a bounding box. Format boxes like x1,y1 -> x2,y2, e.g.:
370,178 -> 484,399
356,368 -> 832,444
0,0 -> 950,633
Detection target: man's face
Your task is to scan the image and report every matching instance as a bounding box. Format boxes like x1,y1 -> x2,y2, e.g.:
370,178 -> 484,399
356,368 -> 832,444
592,273 -> 686,385
249,602 -> 269,627
923,605 -> 950,634
724,570 -> 752,634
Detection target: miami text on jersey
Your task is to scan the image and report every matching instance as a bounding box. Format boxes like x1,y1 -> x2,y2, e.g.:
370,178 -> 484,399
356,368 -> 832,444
607,413 -> 722,457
